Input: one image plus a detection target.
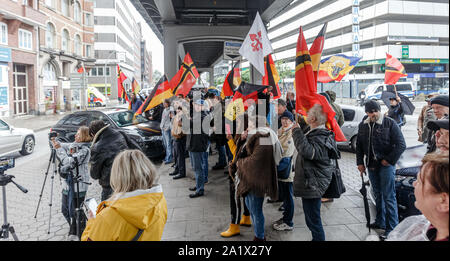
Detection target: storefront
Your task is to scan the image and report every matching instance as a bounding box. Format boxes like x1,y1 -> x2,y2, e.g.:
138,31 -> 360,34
0,47 -> 10,117
42,62 -> 58,113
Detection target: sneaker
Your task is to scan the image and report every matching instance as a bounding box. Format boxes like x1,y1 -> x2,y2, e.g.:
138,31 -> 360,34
212,164 -> 226,170
189,186 -> 197,191
189,192 -> 204,198
368,222 -> 385,230
67,235 -> 79,241
272,218 -> 284,226
273,222 -> 294,231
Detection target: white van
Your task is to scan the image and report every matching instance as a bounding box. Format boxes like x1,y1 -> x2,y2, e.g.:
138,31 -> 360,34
365,82 -> 415,100
87,86 -> 108,107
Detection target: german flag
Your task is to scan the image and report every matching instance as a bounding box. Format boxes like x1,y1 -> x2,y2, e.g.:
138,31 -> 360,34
224,82 -> 268,121
309,23 -> 327,89
117,65 -> 129,103
135,76 -> 172,116
295,26 -> 346,142
169,53 -> 199,97
221,61 -> 241,99
385,53 -> 407,85
262,54 -> 281,99
76,63 -> 84,74
131,77 -> 141,95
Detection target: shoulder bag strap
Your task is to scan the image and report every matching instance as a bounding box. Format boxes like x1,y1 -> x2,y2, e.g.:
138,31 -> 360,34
131,229 -> 144,241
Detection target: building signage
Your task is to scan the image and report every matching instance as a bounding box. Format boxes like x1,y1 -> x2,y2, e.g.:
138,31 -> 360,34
351,0 -> 360,57
223,41 -> 242,60
0,86 -> 8,112
402,45 -> 409,59
0,47 -> 11,63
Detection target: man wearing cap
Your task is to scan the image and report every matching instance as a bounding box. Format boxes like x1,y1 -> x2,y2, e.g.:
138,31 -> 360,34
185,99 -> 211,198
427,119 -> 449,153
418,93 -> 438,143
356,100 -> 406,240
427,95 -> 449,153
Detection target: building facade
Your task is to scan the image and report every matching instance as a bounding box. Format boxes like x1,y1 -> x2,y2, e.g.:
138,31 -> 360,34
141,39 -> 152,89
246,0 -> 449,97
89,0 -> 142,100
38,0 -> 96,114
0,0 -> 47,117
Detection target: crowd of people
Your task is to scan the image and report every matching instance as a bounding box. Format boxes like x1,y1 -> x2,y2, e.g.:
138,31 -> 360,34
51,87 -> 448,242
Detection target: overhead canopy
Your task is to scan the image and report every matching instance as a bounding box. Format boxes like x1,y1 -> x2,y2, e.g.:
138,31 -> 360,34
131,0 -> 296,69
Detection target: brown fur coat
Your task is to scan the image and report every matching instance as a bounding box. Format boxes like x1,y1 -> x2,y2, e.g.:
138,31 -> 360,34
235,132 -> 278,199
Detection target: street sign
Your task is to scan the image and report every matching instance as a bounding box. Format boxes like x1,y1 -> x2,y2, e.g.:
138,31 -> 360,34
224,41 -> 242,60
402,45 -> 409,59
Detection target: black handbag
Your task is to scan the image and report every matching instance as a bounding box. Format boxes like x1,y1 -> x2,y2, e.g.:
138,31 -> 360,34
322,159 -> 346,198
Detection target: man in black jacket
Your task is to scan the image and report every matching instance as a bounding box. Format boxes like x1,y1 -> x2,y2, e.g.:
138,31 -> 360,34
89,120 -> 129,201
356,100 -> 406,240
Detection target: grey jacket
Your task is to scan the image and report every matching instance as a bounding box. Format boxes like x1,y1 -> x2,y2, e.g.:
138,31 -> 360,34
56,142 -> 91,195
160,107 -> 172,132
292,126 -> 340,199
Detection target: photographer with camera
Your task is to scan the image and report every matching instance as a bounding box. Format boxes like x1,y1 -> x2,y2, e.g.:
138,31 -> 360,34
51,126 -> 92,241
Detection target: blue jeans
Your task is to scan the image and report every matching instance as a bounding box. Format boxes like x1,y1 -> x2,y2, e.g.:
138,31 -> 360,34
245,192 -> 265,240
302,198 -> 325,241
162,129 -> 173,163
217,145 -> 227,166
201,151 -> 209,183
190,152 -> 205,194
368,165 -> 399,233
280,182 -> 294,227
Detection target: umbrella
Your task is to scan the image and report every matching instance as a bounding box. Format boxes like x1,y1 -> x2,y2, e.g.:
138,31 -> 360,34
381,91 -> 415,115
359,174 -> 371,232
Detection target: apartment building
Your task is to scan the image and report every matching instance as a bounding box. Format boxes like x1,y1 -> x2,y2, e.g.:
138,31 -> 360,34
0,0 -> 47,117
38,0 -> 96,113
141,39 -> 152,89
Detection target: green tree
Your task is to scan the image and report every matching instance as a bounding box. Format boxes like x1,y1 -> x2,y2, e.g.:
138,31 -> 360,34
152,70 -> 162,86
214,75 -> 225,87
241,68 -> 251,82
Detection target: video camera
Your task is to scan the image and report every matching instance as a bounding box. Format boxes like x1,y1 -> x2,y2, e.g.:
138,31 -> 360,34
49,131 -> 58,139
0,157 -> 15,173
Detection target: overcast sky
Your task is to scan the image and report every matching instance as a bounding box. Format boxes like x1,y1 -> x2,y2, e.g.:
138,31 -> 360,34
127,1 -> 164,74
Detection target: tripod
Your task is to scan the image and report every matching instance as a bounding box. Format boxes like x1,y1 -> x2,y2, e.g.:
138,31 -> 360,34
69,157 -> 91,239
34,148 -> 58,234
0,170 -> 29,241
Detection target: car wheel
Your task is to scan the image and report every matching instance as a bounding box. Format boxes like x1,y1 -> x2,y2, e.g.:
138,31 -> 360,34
20,135 -> 35,156
350,136 -> 357,152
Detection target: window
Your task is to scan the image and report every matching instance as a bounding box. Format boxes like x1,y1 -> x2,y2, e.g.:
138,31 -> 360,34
97,67 -> 103,76
43,63 -> 57,81
63,115 -> 89,126
0,120 -> 9,131
0,22 -> 7,45
106,67 -> 110,76
89,67 -> 97,76
85,13 -> 92,26
45,23 -> 55,49
86,45 -> 92,57
45,0 -> 54,8
343,109 -> 356,122
61,29 -> 69,52
61,0 -> 69,17
19,29 -> 32,50
74,34 -> 81,55
74,1 -> 81,23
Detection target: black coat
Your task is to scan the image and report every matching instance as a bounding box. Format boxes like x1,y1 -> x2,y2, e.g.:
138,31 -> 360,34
185,111 -> 210,152
356,114 -> 406,168
90,126 -> 128,188
292,127 -> 340,198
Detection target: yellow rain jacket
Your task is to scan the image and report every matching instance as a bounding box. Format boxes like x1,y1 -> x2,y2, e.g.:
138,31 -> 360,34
81,185 -> 167,241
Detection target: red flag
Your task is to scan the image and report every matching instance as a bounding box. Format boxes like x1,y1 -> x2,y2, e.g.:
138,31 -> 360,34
295,26 -> 346,142
309,23 -> 327,89
117,65 -> 129,103
262,54 -> 281,99
169,53 -> 199,97
384,53 -> 407,85
221,61 -> 241,99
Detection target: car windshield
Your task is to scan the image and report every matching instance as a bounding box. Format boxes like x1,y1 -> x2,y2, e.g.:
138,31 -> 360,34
108,111 -> 149,127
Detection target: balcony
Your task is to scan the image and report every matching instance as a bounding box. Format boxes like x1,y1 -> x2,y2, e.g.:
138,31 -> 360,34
22,5 -> 47,27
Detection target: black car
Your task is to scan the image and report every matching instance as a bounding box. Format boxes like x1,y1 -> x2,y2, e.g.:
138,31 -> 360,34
49,109 -> 165,159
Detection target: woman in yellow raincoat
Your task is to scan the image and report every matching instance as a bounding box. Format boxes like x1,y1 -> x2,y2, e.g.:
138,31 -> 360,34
81,150 -> 167,241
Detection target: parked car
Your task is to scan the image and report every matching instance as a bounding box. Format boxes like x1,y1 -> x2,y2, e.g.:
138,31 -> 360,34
364,82 -> 415,100
337,104 -> 366,152
49,109 -> 165,159
0,119 -> 35,157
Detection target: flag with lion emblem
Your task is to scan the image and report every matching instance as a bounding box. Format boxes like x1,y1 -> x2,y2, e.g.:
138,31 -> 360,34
318,54 -> 361,83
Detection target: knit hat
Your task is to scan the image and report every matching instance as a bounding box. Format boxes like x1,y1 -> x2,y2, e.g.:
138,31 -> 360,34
427,119 -> 449,131
430,95 -> 449,107
364,100 -> 381,113
280,110 -> 294,122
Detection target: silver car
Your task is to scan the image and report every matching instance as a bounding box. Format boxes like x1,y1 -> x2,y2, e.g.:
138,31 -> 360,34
337,104 -> 366,152
0,119 -> 35,157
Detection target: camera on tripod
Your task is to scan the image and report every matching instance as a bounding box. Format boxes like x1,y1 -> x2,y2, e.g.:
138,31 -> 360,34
0,157 -> 14,173
49,131 -> 58,139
